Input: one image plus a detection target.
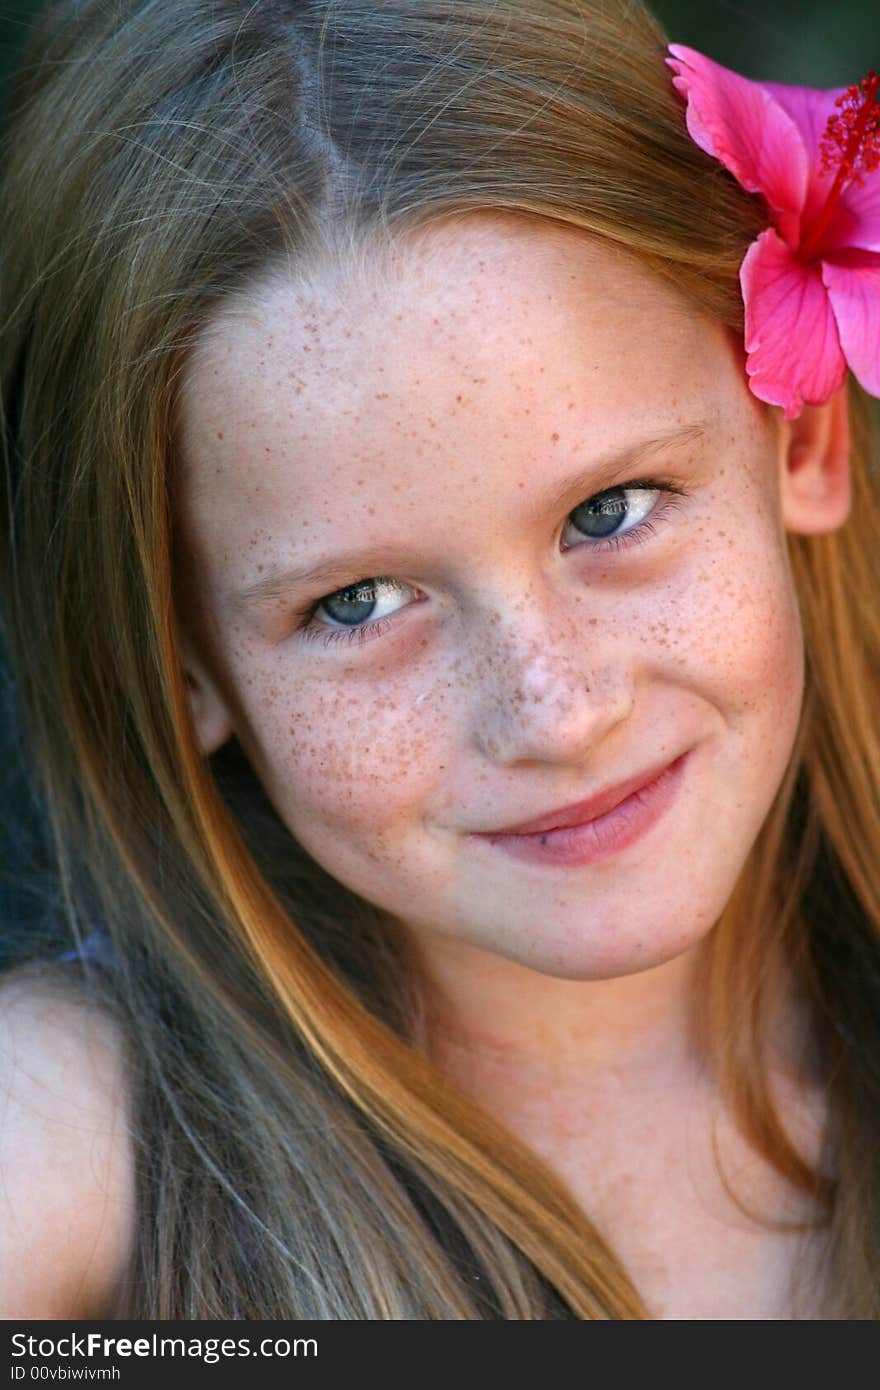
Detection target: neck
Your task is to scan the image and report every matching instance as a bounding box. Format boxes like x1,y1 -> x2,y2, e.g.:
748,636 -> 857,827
412,927 -> 817,1115
416,934 -> 705,1094
410,928 -> 829,1322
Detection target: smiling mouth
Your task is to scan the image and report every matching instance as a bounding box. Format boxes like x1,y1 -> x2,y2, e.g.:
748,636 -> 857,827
474,752 -> 688,838
469,752 -> 690,868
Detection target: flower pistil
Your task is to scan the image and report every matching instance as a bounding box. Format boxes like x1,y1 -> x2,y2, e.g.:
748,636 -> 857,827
801,71 -> 880,262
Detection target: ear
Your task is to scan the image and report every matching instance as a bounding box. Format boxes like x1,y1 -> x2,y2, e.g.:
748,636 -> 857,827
179,634 -> 235,756
777,382 -> 852,535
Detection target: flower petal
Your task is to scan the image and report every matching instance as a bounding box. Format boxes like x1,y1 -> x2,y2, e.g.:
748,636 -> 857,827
759,82 -> 848,235
764,80 -> 880,254
821,176 -> 880,256
759,82 -> 844,170
740,228 -> 847,418
822,251 -> 880,397
667,45 -> 809,224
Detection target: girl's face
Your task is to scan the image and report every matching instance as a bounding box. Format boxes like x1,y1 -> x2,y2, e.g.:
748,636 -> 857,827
175,214 -> 845,983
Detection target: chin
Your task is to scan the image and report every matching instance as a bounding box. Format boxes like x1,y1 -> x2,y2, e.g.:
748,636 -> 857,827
512,933 -> 704,983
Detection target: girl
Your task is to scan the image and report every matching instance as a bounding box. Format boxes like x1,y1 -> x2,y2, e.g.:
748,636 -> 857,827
1,0 -> 878,1320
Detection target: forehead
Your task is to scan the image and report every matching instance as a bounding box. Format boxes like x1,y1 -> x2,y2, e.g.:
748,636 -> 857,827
174,214 -> 737,583
180,212 -> 711,420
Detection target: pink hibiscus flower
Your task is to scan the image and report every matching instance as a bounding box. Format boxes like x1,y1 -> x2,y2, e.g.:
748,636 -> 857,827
667,45 -> 880,419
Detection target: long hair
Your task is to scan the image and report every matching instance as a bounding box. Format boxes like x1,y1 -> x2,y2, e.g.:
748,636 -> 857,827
1,0 -> 878,1318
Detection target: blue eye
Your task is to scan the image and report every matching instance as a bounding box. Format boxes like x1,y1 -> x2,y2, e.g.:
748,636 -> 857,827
563,481 -> 673,552
300,577 -> 416,647
298,478 -> 685,648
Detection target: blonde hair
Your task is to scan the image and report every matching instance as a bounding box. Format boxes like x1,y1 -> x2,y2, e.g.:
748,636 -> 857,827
1,0 -> 878,1317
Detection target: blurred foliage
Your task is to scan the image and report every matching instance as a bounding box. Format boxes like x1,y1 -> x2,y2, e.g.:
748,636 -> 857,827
1,0 -> 43,120
651,0 -> 879,83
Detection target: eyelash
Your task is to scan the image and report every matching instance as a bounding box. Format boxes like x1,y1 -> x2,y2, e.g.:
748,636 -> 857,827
296,478 -> 687,649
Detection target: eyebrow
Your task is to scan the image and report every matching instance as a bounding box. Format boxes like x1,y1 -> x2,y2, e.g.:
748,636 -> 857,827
229,420 -> 712,612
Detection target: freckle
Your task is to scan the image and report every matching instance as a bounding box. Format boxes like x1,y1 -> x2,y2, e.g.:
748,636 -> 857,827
551,432 -> 559,444
216,431 -> 224,440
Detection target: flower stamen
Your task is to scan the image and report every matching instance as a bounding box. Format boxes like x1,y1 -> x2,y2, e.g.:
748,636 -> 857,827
800,71 -> 879,263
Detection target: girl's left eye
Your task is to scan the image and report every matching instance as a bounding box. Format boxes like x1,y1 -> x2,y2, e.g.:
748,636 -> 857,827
296,478 -> 685,648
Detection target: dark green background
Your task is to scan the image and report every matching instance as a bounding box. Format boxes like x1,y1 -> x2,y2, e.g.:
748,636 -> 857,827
2,0 -> 879,122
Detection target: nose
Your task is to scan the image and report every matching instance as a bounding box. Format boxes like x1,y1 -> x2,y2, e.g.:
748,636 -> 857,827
463,594 -> 634,765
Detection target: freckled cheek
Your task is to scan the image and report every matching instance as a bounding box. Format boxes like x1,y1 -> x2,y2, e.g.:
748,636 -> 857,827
239,671 -> 452,840
677,539 -> 805,729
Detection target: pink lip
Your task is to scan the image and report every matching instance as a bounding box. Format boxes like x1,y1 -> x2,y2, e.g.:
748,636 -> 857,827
469,752 -> 690,869
476,753 -> 687,836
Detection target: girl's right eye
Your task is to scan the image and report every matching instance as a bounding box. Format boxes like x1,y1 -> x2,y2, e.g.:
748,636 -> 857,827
297,577 -> 418,648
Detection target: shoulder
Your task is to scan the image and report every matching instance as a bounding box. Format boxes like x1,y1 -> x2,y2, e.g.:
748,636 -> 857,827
0,968 -> 136,1317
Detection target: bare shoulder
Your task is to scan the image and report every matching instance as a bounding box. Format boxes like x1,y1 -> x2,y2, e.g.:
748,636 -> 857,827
0,968 -> 136,1317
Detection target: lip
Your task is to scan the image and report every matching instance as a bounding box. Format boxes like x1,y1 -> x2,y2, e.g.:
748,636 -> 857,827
468,751 -> 690,869
473,753 -> 687,837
